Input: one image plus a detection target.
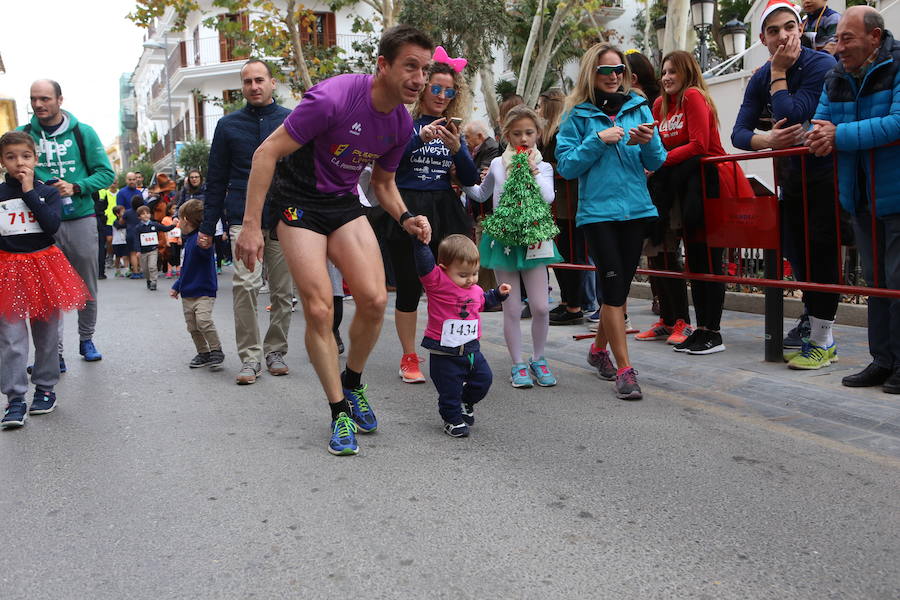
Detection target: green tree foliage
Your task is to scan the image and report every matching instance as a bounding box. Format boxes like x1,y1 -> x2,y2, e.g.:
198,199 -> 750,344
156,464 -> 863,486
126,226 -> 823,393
177,139 -> 211,175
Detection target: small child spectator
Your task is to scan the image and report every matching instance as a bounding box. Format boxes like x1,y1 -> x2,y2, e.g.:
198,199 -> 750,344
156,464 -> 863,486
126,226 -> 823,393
135,205 -> 175,290
111,205 -> 129,277
414,234 -> 509,437
170,199 -> 224,370
162,202 -> 181,278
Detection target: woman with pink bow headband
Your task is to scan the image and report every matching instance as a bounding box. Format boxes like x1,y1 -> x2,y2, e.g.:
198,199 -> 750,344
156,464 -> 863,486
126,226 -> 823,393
378,46 -> 480,385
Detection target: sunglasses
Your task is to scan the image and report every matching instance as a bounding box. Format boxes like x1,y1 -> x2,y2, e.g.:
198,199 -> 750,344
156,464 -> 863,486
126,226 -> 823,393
429,84 -> 457,99
595,64 -> 626,76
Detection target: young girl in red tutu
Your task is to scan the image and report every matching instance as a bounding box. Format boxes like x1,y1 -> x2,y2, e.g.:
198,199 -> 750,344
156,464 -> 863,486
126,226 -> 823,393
0,131 -> 91,428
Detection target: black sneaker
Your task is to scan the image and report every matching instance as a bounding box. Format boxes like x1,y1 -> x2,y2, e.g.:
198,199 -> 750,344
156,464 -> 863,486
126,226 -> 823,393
461,403 -> 475,426
189,352 -> 211,368
783,313 -> 810,349
842,362 -> 893,387
29,390 -> 57,415
207,349 -> 225,371
146,279 -> 151,289
549,310 -> 584,326
2,399 -> 27,429
550,305 -> 568,317
521,304 -> 531,319
673,328 -> 703,352
884,370 -> 900,394
443,422 -> 469,437
149,282 -> 157,291
686,330 -> 725,355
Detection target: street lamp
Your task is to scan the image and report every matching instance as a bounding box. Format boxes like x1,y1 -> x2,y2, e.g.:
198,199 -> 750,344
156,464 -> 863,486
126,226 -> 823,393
721,19 -> 748,59
690,0 -> 716,71
142,33 -> 177,179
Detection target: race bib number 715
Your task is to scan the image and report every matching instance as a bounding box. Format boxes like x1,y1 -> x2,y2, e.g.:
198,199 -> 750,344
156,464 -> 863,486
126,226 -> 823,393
0,199 -> 42,236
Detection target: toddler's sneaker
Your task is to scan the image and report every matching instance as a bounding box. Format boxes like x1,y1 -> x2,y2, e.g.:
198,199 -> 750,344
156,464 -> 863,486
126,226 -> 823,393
461,403 -> 475,426
29,390 -> 57,415
443,422 -> 469,438
2,399 -> 27,428
787,341 -> 838,370
328,412 -> 359,456
615,368 -> 643,400
189,352 -> 211,368
345,384 -> 377,433
635,319 -> 672,341
510,363 -> 534,388
207,349 -> 225,371
399,353 -> 426,383
666,319 -> 693,345
529,357 -> 557,386
79,339 -> 102,361
587,346 -> 616,381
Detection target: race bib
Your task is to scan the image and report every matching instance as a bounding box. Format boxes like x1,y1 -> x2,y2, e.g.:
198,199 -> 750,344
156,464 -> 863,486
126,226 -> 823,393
525,240 -> 554,260
168,227 -> 181,240
440,319 -> 479,347
0,199 -> 42,236
140,231 -> 159,246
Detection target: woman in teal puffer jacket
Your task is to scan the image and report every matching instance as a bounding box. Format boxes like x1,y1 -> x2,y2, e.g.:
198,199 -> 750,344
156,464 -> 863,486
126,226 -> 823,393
555,42 -> 667,401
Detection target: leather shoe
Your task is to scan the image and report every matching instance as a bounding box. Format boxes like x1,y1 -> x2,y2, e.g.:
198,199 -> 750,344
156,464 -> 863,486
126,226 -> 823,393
884,370 -> 900,394
842,362 -> 892,387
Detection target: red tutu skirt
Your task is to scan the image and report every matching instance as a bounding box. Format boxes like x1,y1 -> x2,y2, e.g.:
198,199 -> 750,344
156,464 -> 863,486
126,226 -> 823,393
0,246 -> 92,322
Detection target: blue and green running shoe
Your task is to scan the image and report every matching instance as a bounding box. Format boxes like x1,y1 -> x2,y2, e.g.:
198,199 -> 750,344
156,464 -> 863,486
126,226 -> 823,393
344,384 -> 377,433
328,412 -> 359,456
787,341 -> 838,370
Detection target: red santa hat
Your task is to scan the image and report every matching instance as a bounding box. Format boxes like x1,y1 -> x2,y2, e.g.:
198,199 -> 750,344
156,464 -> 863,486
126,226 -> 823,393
759,0 -> 802,30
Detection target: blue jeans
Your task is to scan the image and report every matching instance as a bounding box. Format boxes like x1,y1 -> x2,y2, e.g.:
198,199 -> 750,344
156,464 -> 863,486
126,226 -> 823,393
852,210 -> 900,370
429,351 -> 492,425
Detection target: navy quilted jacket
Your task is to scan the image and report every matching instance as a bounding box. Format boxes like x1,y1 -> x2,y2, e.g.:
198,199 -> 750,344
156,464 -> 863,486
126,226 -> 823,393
814,31 -> 900,216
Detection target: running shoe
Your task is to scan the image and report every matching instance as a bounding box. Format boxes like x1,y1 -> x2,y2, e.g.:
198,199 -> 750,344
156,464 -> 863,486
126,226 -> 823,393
529,357 -> 558,386
189,352 -> 211,368
345,384 -> 377,433
2,400 -> 27,429
511,363 -> 534,388
265,352 -> 289,376
235,360 -> 261,385
635,319 -> 672,341
399,353 -> 426,383
443,422 -> 469,438
787,341 -> 838,370
586,310 -> 601,323
587,346 -> 616,381
29,390 -> 57,415
328,412 -> 359,456
615,368 -> 643,400
207,350 -> 225,371
666,319 -> 693,345
549,310 -> 584,325
461,403 -> 475,426
673,328 -> 703,353
79,339 -> 102,361
685,330 -> 726,355
783,313 -> 811,349
625,315 -> 639,334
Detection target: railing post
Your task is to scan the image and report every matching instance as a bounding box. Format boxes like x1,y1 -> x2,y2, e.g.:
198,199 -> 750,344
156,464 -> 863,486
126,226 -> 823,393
763,249 -> 783,362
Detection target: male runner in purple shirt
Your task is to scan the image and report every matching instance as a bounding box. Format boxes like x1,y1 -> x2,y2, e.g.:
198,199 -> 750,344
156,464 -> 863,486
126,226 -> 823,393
235,25 -> 433,456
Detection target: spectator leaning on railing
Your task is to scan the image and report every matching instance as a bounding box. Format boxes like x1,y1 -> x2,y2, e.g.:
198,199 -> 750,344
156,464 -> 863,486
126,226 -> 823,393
732,0 -> 842,371
808,5 -> 900,394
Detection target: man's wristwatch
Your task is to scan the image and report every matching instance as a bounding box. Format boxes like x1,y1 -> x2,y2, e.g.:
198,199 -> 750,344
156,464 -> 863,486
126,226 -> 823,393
72,183 -> 82,195
399,211 -> 415,226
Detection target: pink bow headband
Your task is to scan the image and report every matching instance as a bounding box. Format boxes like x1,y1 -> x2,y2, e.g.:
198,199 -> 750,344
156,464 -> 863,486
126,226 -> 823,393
433,46 -> 468,72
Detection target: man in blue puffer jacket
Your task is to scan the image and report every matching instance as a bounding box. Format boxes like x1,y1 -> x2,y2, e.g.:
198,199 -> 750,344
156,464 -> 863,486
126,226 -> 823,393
809,6 -> 900,393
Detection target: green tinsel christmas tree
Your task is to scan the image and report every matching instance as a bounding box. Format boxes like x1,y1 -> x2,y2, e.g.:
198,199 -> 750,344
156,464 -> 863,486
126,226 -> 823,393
482,147 -> 559,246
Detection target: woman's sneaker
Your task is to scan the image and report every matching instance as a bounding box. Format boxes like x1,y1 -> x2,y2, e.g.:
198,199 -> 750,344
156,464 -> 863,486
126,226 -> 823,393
529,357 -> 557,386
549,310 -> 584,325
29,390 -> 57,415
189,352 -> 211,368
615,368 -> 643,400
511,363 -> 534,388
635,319 -> 672,341
399,353 -> 426,383
2,399 -> 27,428
673,328 -> 703,352
328,412 -> 359,456
587,346 -> 616,381
666,319 -> 693,345
443,422 -> 469,438
685,330 -> 726,355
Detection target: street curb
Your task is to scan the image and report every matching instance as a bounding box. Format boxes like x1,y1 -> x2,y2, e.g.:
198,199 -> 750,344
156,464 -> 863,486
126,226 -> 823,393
627,281 -> 868,327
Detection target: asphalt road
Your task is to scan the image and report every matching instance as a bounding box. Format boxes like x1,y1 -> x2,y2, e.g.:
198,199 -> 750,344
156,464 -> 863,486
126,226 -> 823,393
1,271 -> 898,599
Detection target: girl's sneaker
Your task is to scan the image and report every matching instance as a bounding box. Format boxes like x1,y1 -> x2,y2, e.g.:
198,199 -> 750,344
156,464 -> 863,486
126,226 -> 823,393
635,319 -> 672,341
511,363 -> 534,388
443,422 -> 469,437
529,357 -> 557,386
399,353 -> 426,383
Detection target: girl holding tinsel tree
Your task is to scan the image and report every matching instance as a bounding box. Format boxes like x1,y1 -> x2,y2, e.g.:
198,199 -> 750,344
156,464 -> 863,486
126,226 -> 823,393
464,105 -> 561,389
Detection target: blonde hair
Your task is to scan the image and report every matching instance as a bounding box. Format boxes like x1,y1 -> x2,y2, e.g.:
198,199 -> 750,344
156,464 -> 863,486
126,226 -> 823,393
411,62 -> 471,121
437,234 -> 479,266
501,105 -> 542,145
658,50 -> 719,125
564,43 -> 632,113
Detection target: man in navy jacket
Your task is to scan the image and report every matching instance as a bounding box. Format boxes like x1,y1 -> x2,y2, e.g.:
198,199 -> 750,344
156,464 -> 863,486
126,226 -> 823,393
198,59 -> 293,385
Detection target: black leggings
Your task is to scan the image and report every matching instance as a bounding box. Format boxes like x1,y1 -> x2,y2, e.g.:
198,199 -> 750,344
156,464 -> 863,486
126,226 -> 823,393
387,237 -> 438,312
685,237 -> 725,331
582,219 -> 650,307
555,218 -> 588,308
648,252 -> 690,325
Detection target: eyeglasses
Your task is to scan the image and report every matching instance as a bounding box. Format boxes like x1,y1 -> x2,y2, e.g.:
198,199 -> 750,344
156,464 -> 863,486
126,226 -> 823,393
595,64 -> 625,76
429,84 -> 457,99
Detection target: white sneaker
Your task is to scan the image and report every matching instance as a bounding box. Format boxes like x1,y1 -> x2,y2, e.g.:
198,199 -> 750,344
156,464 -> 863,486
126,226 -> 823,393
259,284 -> 270,294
